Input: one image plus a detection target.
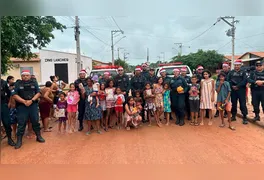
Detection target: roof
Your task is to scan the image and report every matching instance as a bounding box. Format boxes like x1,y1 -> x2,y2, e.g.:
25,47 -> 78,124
92,59 -> 111,65
224,55 -> 241,61
238,52 -> 264,59
10,53 -> 40,62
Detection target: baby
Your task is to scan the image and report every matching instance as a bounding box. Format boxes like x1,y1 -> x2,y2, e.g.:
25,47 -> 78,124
88,75 -> 100,107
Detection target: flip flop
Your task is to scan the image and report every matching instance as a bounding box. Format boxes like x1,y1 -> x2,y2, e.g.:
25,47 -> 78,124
219,124 -> 225,128
44,129 -> 52,132
86,131 -> 91,135
194,123 -> 199,126
189,122 -> 195,126
229,126 -> 236,131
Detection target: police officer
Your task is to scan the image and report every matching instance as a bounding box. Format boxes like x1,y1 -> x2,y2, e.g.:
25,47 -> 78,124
1,79 -> 16,146
248,60 -> 264,122
114,66 -> 130,99
170,68 -> 188,126
99,71 -> 112,85
12,70 -> 45,149
147,68 -> 158,86
74,69 -> 88,131
195,65 -> 204,84
160,68 -> 171,84
141,63 -> 149,79
181,67 -> 191,120
227,59 -> 248,124
130,66 -> 147,122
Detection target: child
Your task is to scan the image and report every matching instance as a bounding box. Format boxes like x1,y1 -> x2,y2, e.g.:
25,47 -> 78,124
99,83 -> 107,130
114,87 -> 125,130
144,82 -> 156,126
105,80 -> 116,129
188,75 -> 200,126
134,90 -> 142,104
56,92 -> 68,133
163,83 -> 171,126
8,83 -> 17,138
200,70 -> 215,126
89,75 -> 100,107
153,77 -> 164,127
124,96 -> 142,130
216,73 -> 235,130
67,83 -> 80,133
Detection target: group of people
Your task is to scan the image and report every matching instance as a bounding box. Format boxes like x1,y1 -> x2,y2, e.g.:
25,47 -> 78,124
1,59 -> 264,149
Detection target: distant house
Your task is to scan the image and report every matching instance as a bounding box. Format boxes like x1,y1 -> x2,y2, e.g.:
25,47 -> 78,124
238,52 -> 264,67
224,55 -> 241,62
92,59 -> 111,67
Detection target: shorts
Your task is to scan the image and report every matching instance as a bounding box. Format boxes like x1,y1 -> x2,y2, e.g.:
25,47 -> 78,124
189,99 -> 200,113
10,108 -> 18,124
115,106 -> 123,112
100,100 -> 106,111
106,100 -> 115,109
217,102 -> 232,112
67,104 -> 78,113
144,102 -> 156,111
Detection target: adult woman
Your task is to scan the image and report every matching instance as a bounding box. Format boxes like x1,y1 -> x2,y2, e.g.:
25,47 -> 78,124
153,77 -> 164,127
81,78 -> 103,135
50,76 -> 59,119
39,81 -> 54,132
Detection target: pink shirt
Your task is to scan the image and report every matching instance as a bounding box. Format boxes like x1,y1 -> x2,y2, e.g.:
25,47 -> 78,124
67,90 -> 80,105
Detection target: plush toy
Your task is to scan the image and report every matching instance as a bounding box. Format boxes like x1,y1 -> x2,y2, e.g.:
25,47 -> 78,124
177,86 -> 184,93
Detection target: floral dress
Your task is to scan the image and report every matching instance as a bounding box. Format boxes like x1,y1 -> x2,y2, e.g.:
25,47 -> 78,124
83,86 -> 102,121
163,90 -> 171,113
154,84 -> 164,108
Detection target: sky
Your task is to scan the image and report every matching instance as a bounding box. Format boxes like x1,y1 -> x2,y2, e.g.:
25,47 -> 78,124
42,16 -> 264,65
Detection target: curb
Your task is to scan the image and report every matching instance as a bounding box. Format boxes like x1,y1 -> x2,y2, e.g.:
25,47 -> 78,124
237,113 -> 264,128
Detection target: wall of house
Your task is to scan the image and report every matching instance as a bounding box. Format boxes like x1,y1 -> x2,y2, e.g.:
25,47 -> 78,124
2,61 -> 41,82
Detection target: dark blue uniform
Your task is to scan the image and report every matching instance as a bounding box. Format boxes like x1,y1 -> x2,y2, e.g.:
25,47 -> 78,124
1,79 -> 16,146
248,69 -> 264,120
114,74 -> 130,103
147,75 -> 158,86
12,79 -> 45,149
227,69 -> 248,123
162,76 -> 171,85
170,76 -> 188,126
74,78 -> 88,131
141,70 -> 149,79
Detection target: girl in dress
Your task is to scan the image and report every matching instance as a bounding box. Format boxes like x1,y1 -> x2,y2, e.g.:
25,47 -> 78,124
153,77 -> 164,127
105,80 -> 116,129
114,87 -> 125,130
67,83 -> 80,133
163,83 -> 171,126
99,83 -> 107,130
200,70 -> 215,126
143,82 -> 156,126
124,96 -> 142,130
56,92 -> 67,133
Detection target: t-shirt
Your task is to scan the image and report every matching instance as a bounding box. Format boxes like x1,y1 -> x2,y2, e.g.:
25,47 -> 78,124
105,88 -> 115,101
215,81 -> 231,103
67,91 -> 80,105
189,84 -> 200,100
92,82 -> 99,92
114,94 -> 125,107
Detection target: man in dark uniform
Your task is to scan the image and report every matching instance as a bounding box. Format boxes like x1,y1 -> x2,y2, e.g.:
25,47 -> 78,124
215,62 -> 230,118
114,66 -> 130,99
141,63 -> 149,79
170,68 -> 188,126
160,68 -> 171,84
99,71 -> 112,85
147,68 -> 158,86
195,65 -> 204,84
181,67 -> 191,120
1,79 -> 16,146
248,60 -> 264,122
11,70 -> 45,149
227,60 -> 248,124
74,69 -> 88,131
130,66 -> 147,122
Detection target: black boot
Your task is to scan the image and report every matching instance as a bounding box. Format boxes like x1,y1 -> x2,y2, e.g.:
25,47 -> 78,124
231,115 -> 236,121
7,134 -> 16,146
253,114 -> 260,122
242,116 -> 248,125
36,132 -> 45,143
214,110 -> 219,118
179,118 -> 185,126
78,124 -> 83,131
15,136 -> 23,149
175,116 -> 180,125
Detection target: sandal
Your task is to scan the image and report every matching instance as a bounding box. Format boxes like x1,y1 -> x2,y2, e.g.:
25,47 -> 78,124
126,127 -> 130,131
44,129 -> 52,132
97,130 -> 102,134
86,131 -> 91,135
219,124 -> 225,128
229,126 -> 236,131
194,122 -> 199,126
189,122 -> 195,126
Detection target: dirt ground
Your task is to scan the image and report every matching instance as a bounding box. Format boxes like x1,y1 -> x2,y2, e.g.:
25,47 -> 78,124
1,115 -> 264,164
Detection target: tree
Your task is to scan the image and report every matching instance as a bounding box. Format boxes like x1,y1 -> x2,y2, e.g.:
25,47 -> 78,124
171,49 -> 224,72
114,58 -> 130,72
1,16 -> 66,74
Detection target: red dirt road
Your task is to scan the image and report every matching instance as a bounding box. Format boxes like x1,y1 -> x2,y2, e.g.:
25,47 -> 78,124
1,117 -> 264,164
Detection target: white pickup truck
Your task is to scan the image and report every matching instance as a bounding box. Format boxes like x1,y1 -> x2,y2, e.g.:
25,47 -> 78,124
90,65 -> 118,78
155,62 -> 193,78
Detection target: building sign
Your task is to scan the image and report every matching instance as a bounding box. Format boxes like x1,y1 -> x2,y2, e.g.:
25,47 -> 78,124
45,58 -> 69,62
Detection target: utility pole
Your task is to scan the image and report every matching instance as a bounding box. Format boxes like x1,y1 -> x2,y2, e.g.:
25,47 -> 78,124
219,16 -> 239,69
157,56 -> 161,62
75,16 -> 81,77
161,52 -> 165,62
147,48 -> 149,63
111,30 -> 124,65
174,43 -> 190,58
124,52 -> 129,61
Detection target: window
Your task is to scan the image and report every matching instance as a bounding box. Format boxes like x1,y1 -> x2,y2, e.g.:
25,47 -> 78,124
20,67 -> 33,75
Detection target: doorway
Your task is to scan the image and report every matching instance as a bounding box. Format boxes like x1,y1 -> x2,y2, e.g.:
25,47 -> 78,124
54,63 -> 68,83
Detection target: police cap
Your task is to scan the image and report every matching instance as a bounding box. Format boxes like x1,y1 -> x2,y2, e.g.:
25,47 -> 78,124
255,61 -> 263,66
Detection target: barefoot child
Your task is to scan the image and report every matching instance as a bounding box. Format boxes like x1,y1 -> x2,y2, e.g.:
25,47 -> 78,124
188,75 -> 200,126
163,83 -> 171,126
143,82 -> 156,126
99,83 -> 107,130
56,92 -> 67,133
114,87 -> 125,129
216,73 -> 235,130
67,83 -> 80,133
105,80 -> 116,129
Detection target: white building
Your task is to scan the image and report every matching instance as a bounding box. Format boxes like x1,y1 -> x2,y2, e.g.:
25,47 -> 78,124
40,49 -> 92,84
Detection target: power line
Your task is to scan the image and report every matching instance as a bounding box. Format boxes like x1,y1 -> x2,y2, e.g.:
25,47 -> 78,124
216,40 -> 232,51
111,16 -> 122,31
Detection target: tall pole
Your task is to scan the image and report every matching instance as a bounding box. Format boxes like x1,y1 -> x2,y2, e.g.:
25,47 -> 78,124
147,48 -> 149,63
75,16 -> 81,77
117,48 -> 120,59
231,17 -> 235,70
111,31 -> 114,65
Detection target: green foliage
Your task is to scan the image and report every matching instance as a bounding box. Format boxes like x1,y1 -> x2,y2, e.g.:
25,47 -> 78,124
171,49 -> 224,72
212,74 -> 218,80
114,58 -> 130,72
1,16 -> 66,74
